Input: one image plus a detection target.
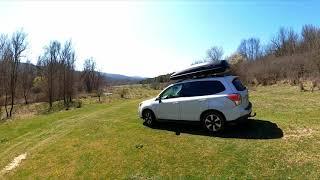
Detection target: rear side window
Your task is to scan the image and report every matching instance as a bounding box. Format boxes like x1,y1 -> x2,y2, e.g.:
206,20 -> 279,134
232,78 -> 246,91
181,81 -> 225,97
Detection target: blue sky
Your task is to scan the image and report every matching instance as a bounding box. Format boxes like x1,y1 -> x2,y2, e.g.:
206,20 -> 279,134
0,1 -> 320,77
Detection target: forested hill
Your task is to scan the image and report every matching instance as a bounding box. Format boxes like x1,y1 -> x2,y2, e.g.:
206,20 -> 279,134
103,73 -> 146,85
19,62 -> 146,85
139,73 -> 172,84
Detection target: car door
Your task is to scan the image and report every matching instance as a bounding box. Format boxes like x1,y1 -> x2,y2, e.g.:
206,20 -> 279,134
156,84 -> 183,120
179,81 -> 209,121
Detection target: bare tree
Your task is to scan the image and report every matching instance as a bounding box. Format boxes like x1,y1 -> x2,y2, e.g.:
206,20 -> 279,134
20,60 -> 35,104
206,46 -> 224,62
190,46 -> 224,65
0,34 -> 8,118
228,52 -> 245,65
191,58 -> 207,65
301,24 -> 320,52
81,58 -> 106,101
238,38 -> 262,60
1,41 -> 12,117
271,27 -> 298,56
38,41 -> 61,108
0,34 -> 6,51
59,40 -> 76,108
94,71 -> 104,102
3,30 -> 28,117
82,58 -> 96,93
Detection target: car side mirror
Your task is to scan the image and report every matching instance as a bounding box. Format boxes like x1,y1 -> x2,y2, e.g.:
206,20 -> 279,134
156,97 -> 162,103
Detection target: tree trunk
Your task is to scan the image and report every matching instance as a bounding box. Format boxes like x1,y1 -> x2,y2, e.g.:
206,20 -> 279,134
24,91 -> 28,104
63,69 -> 66,105
9,60 -> 19,117
49,93 -> 53,108
49,84 -> 53,108
49,65 -> 54,108
299,81 -> 305,92
4,92 -> 9,118
9,97 -> 14,117
9,70 -> 14,117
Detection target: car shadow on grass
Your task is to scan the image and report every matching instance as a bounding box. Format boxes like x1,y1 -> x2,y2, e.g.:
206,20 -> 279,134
148,119 -> 283,139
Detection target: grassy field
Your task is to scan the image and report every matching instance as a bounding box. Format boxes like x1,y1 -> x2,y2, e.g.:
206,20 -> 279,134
0,85 -> 320,178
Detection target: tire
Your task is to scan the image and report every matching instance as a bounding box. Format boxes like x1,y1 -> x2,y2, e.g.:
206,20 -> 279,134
201,111 -> 225,133
142,109 -> 156,127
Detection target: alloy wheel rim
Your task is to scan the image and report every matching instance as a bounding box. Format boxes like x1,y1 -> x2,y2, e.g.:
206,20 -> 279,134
144,112 -> 152,124
204,114 -> 222,132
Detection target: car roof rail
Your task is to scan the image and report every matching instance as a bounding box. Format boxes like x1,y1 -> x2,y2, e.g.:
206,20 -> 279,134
173,71 -> 233,83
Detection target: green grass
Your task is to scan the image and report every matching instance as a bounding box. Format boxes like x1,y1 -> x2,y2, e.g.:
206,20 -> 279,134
0,85 -> 320,178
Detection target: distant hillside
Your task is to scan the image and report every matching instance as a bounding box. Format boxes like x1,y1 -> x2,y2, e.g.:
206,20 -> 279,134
18,62 -> 146,86
140,73 -> 172,84
104,73 -> 146,85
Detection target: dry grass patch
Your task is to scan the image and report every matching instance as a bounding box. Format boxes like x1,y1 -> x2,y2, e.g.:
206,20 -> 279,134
283,128 -> 315,140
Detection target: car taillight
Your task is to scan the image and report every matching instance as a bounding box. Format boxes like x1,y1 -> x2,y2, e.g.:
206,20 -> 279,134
228,94 -> 241,106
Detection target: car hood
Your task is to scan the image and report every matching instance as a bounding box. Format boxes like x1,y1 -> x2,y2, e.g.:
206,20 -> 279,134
141,98 -> 156,105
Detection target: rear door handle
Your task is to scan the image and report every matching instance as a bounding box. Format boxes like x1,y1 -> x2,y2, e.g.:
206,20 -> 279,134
198,99 -> 206,102
172,102 -> 179,104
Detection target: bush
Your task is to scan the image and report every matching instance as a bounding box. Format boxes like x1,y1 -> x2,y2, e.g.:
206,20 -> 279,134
120,88 -> 129,98
232,52 -> 320,87
75,99 -> 82,108
150,82 -> 161,90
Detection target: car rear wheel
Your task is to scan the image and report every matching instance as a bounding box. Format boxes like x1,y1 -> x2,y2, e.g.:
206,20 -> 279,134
202,111 -> 225,133
143,110 -> 155,127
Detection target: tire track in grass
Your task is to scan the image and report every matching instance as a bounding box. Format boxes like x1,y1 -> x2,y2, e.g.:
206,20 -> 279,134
0,101 -> 133,175
0,105 -> 107,160
0,153 -> 27,176
0,102 -> 127,174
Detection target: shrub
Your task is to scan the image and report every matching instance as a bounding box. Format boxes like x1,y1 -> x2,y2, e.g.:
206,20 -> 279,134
150,82 -> 161,90
76,100 -> 82,108
232,52 -> 320,87
120,88 -> 129,98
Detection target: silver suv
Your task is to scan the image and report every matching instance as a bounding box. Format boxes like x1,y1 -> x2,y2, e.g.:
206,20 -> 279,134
138,76 -> 254,133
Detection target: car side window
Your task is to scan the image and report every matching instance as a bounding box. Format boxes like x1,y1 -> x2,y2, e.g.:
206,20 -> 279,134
160,84 -> 183,99
232,78 -> 246,91
181,81 -> 225,97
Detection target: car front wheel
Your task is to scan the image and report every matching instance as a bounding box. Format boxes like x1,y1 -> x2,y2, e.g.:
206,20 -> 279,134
143,110 -> 155,127
202,111 -> 225,133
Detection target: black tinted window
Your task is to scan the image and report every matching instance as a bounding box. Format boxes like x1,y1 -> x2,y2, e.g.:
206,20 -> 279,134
181,81 -> 225,97
232,78 -> 246,91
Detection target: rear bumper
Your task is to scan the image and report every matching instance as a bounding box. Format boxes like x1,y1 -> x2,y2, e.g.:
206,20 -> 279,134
224,102 -> 253,122
230,114 -> 250,123
229,111 -> 256,123
245,102 -> 252,111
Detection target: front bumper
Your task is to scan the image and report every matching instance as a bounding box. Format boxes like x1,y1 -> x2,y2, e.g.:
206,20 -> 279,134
138,105 -> 143,118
